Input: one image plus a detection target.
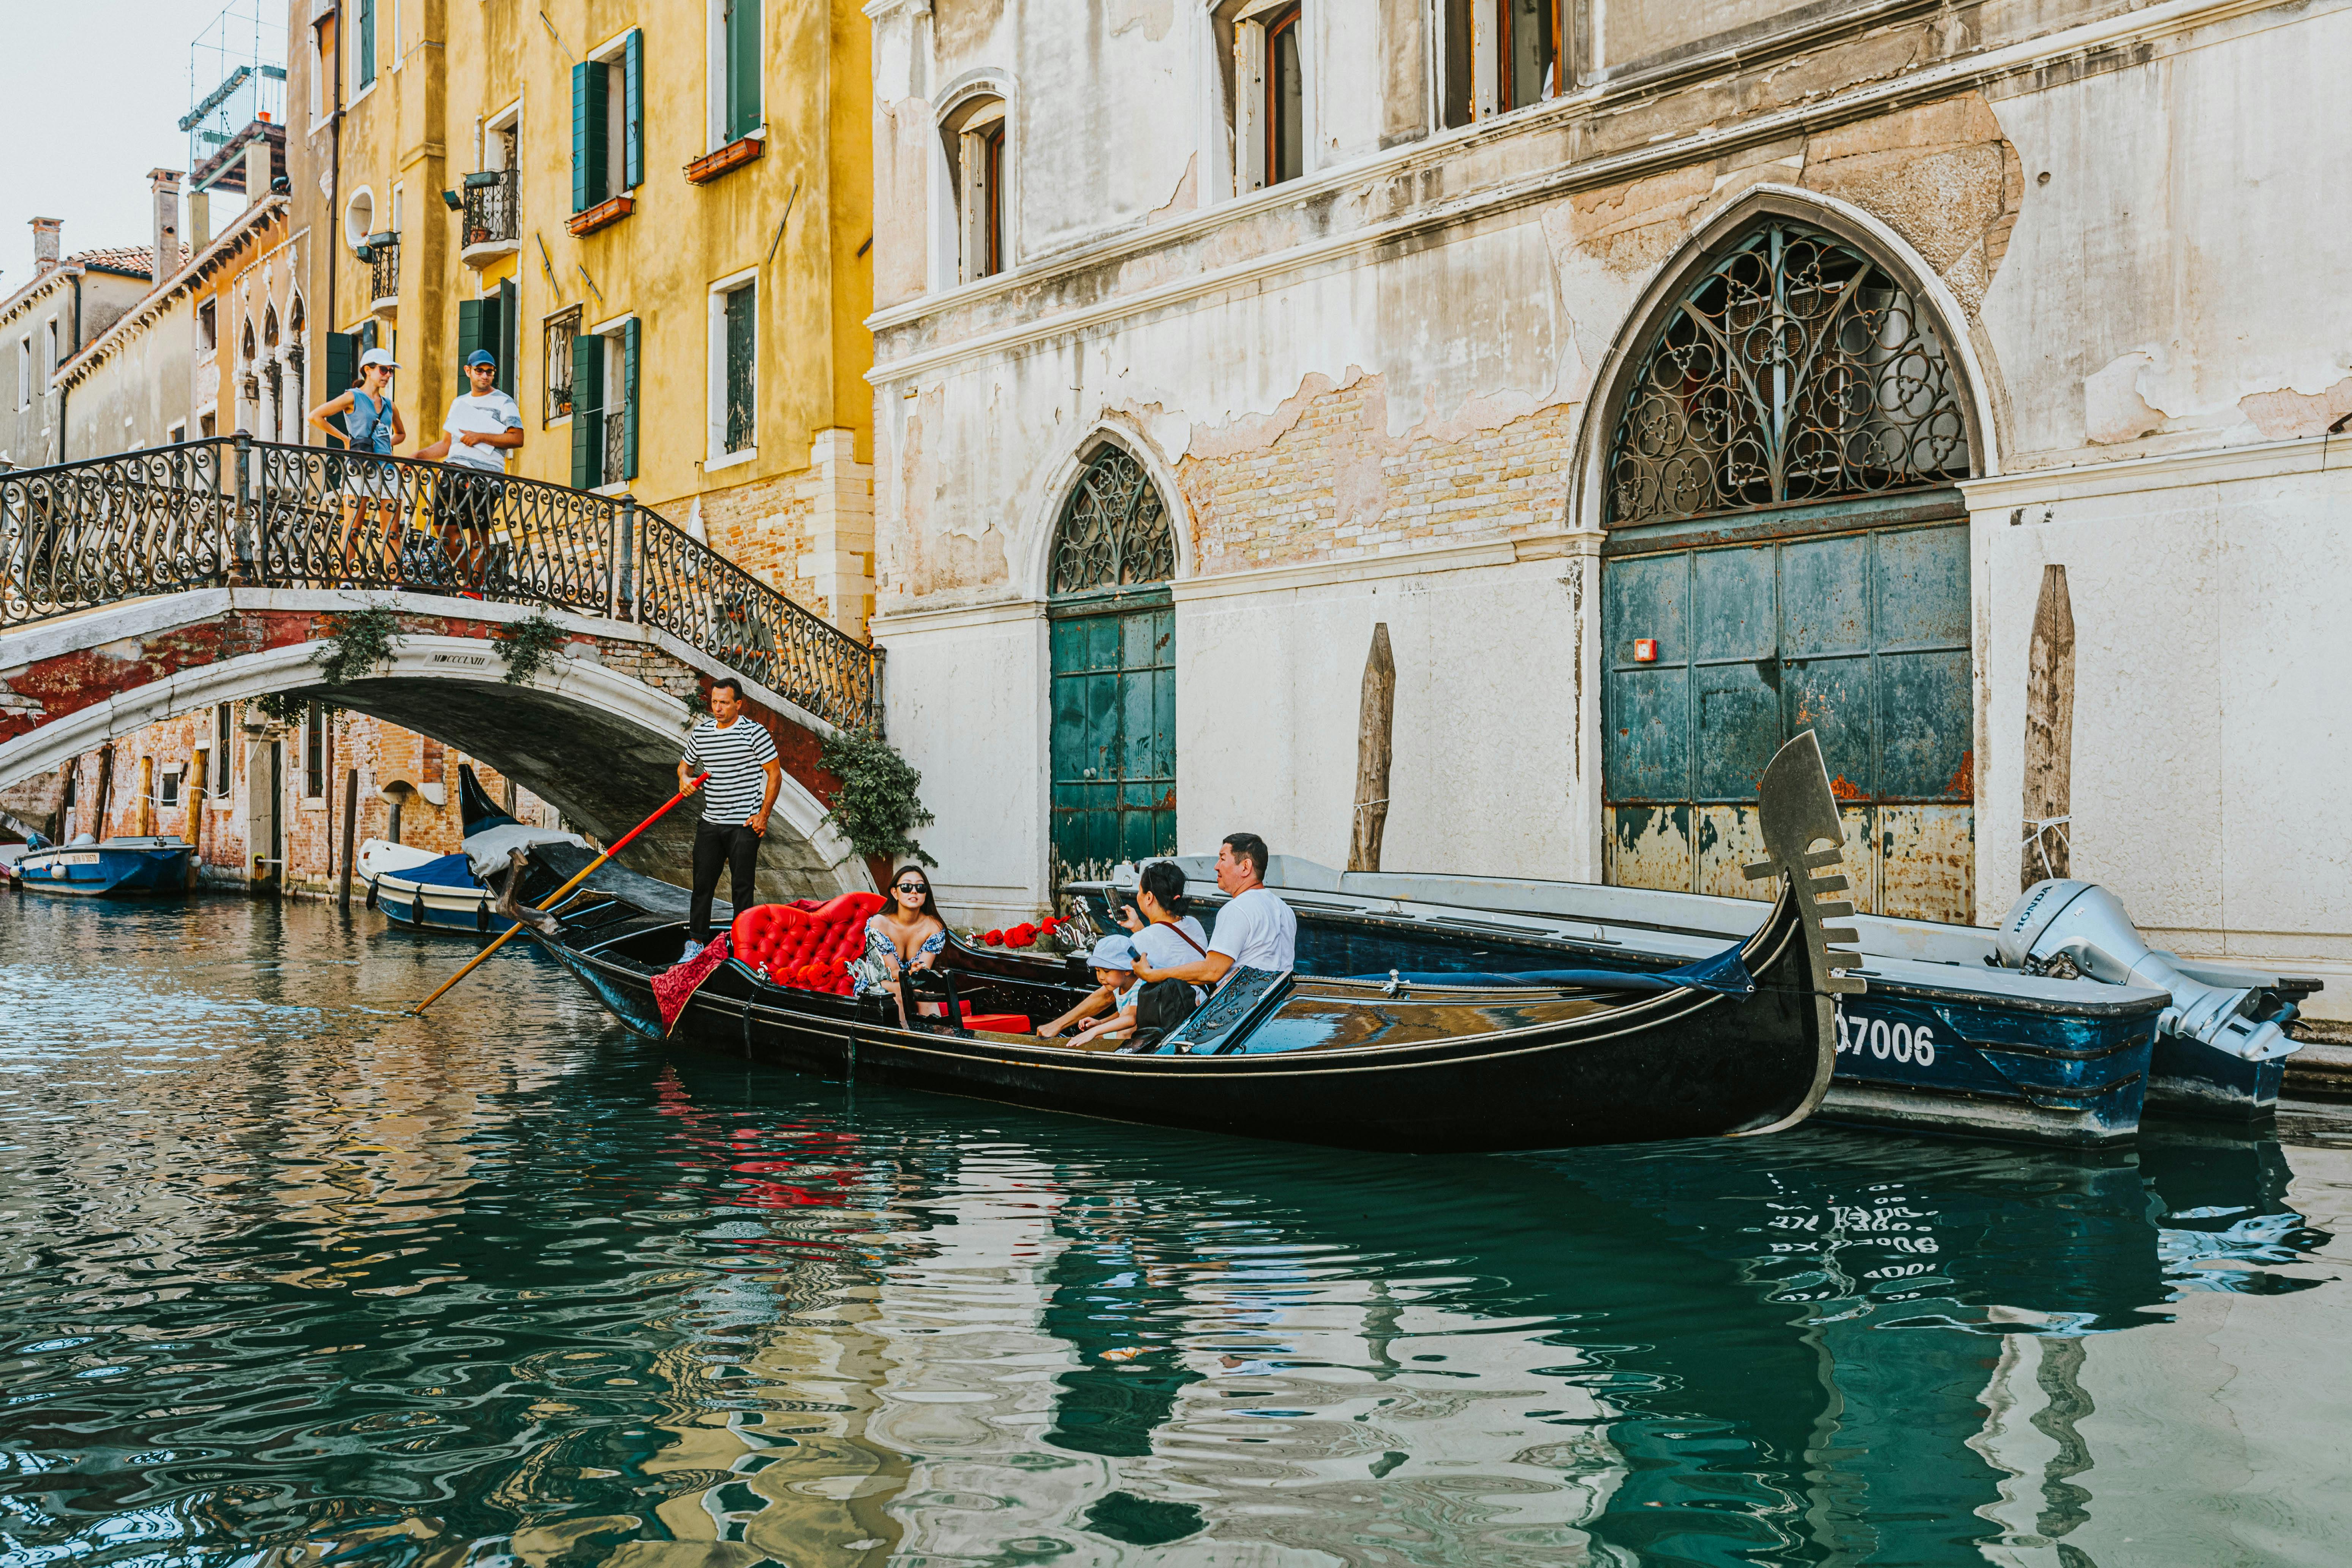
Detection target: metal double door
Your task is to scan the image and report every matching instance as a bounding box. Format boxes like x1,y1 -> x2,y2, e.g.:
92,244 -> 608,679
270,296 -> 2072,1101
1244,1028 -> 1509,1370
1603,519 -> 1973,921
1049,593 -> 1176,888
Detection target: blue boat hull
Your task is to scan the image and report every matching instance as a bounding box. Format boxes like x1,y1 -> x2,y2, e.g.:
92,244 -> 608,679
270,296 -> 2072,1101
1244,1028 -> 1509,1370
374,873 -> 519,937
10,844 -> 192,896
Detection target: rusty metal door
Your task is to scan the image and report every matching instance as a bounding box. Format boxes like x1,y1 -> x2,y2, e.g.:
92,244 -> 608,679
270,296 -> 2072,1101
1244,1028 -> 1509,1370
1603,512 -> 1973,920
1050,593 -> 1176,887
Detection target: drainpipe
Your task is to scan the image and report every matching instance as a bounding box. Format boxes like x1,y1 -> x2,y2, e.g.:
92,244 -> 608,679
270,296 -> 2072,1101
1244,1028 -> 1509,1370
57,272 -> 82,464
321,19 -> 344,417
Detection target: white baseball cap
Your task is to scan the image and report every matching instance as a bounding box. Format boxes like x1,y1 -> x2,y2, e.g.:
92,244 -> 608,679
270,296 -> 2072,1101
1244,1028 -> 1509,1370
358,347 -> 399,370
1087,936 -> 1136,972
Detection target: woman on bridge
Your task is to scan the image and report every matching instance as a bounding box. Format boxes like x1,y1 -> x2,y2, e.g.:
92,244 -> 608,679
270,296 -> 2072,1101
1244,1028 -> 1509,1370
306,348 -> 408,582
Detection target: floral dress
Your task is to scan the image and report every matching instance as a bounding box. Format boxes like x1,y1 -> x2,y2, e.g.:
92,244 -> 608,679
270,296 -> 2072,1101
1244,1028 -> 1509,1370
856,915 -> 946,997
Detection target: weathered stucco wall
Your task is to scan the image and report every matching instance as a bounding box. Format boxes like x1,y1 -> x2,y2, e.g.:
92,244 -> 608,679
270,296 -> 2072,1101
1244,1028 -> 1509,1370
866,0 -> 2352,1010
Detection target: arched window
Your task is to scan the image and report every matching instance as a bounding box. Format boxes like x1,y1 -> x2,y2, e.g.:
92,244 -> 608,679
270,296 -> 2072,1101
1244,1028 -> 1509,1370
241,319 -> 256,361
1607,221 -> 1971,526
1047,445 -> 1179,887
288,294 -> 305,333
941,91 -> 1009,284
263,304 -> 279,348
1599,216 -> 1978,923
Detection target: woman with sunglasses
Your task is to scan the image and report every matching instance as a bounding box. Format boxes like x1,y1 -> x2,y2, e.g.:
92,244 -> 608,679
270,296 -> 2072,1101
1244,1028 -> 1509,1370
859,866 -> 949,1025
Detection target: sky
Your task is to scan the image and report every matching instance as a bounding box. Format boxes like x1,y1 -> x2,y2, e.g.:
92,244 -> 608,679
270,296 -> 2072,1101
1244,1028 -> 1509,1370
0,0 -> 270,296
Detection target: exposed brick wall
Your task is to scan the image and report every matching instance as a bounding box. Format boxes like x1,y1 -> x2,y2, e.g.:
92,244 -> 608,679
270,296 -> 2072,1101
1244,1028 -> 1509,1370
1176,370 -> 1577,574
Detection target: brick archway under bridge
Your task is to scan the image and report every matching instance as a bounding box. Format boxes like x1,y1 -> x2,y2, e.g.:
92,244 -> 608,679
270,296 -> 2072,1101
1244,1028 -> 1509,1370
0,588 -> 873,903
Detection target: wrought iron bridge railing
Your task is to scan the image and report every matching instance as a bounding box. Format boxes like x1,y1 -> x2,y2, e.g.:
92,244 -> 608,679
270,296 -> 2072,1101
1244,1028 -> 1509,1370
0,435 -> 880,732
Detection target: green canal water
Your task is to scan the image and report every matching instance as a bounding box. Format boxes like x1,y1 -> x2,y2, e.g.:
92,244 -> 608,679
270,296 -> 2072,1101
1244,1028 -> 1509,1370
2,895 -> 2348,1568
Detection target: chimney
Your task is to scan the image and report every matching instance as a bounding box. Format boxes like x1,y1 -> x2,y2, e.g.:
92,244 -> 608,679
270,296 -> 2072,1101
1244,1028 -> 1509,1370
30,217 -> 61,273
148,169 -> 183,284
189,186 -> 212,251
243,138 -> 272,211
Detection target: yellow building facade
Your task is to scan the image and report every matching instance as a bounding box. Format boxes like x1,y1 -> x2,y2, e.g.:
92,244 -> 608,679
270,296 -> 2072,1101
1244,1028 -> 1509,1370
284,0 -> 875,634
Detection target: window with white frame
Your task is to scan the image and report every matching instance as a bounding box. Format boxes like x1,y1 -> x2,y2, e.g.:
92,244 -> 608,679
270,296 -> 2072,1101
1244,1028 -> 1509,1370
16,337 -> 28,410
942,93 -> 1009,283
569,314 -> 640,489
708,0 -> 761,152
708,273 -> 756,462
575,31 -> 644,212
1439,0 -> 1562,128
1225,1 -> 1308,194
354,0 -> 376,92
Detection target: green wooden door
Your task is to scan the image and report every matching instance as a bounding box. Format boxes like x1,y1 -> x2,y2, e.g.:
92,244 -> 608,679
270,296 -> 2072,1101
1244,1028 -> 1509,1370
1603,514 -> 1974,920
1050,596 -> 1176,885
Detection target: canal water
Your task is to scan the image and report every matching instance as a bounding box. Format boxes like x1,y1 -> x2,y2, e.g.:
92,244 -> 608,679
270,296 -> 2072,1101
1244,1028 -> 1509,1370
2,896 -> 2347,1568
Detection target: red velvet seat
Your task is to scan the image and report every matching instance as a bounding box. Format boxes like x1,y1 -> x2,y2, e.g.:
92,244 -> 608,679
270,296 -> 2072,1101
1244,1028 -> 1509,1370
730,891 -> 886,996
959,1002 -> 1033,1034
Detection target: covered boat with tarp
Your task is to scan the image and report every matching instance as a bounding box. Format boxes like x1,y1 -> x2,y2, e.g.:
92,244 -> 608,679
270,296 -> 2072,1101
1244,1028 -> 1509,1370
363,765 -> 589,937
501,734 -> 1858,1154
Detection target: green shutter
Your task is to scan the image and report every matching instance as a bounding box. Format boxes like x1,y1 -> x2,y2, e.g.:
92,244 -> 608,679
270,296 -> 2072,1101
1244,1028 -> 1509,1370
570,333 -> 604,489
456,298 -> 487,390
498,279 -> 519,397
357,0 -> 375,87
322,331 -> 358,446
623,30 -> 645,189
725,0 -> 760,142
572,60 -> 609,212
621,317 -> 640,480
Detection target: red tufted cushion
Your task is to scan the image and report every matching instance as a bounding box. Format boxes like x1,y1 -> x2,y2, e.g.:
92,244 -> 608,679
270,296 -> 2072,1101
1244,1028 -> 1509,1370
731,893 -> 887,996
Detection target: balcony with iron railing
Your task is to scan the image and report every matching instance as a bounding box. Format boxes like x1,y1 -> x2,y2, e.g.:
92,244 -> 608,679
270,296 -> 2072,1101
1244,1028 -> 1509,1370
461,169 -> 520,266
602,407 -> 628,489
365,236 -> 400,313
0,436 -> 881,732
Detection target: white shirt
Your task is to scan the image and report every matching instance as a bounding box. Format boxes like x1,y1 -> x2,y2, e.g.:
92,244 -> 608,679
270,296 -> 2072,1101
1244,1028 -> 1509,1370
442,388 -> 524,472
1207,887 -> 1297,975
1130,915 -> 1212,1002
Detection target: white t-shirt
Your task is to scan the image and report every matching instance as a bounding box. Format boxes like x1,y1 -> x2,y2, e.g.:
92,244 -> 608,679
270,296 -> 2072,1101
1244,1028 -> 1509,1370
1130,915 -> 1212,1003
442,388 -> 524,472
1207,887 -> 1297,975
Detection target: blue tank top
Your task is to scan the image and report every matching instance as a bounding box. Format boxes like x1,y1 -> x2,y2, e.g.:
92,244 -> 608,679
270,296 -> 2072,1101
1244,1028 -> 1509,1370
341,389 -> 394,454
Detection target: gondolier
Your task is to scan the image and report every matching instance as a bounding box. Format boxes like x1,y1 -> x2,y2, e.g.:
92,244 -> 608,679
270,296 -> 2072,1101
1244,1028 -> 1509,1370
677,678 -> 782,963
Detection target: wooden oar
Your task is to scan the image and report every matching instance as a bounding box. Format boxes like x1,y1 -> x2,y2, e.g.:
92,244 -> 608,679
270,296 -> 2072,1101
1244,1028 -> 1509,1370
409,773 -> 708,1015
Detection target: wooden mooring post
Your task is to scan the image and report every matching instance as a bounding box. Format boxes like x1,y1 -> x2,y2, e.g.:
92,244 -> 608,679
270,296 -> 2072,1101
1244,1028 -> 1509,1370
338,767 -> 360,911
1349,622 -> 1396,874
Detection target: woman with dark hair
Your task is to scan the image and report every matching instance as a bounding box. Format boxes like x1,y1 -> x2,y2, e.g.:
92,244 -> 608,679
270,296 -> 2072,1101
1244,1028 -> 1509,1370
859,865 -> 949,1021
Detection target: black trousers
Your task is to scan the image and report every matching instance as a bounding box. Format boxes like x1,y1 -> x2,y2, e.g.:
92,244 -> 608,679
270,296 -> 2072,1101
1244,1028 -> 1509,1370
690,820 -> 760,944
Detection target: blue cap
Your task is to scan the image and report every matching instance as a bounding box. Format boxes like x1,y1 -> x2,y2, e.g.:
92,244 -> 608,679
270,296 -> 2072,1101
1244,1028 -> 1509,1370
464,349 -> 497,368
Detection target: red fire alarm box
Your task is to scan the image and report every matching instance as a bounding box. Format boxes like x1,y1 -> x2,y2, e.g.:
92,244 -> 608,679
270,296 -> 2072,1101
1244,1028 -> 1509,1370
1633,638 -> 1659,663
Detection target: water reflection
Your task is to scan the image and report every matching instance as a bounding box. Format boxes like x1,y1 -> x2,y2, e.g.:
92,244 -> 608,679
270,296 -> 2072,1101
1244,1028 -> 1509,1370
0,896 -> 2345,1566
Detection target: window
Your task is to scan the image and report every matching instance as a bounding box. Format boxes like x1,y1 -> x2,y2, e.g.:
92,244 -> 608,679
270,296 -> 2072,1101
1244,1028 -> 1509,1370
200,410 -> 217,438
574,32 -> 643,211
1439,0 -> 1561,127
168,421 -> 187,446
1497,0 -> 1560,112
711,0 -> 760,150
214,704 -> 234,792
708,279 -> 756,460
1263,5 -> 1303,187
355,0 -> 376,91
302,702 -> 326,798
310,19 -> 331,122
571,316 -> 640,487
456,281 -> 518,397
942,95 -> 1009,283
289,294 -> 305,334
45,319 -> 60,386
544,305 -> 582,422
199,299 -> 218,349
159,765 -> 181,808
1227,1 -> 1306,194
15,337 -> 27,409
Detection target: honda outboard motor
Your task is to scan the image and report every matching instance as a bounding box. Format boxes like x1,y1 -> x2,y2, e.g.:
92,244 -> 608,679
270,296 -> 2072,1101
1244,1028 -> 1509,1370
1997,880 -> 2297,1062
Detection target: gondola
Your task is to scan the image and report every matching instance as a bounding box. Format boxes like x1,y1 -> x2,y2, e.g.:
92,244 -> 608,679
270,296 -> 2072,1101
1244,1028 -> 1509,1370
505,734 -> 1857,1154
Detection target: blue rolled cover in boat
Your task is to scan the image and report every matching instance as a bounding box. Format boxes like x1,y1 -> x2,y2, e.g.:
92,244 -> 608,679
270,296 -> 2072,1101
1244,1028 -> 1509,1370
1352,940 -> 1756,998
395,852 -> 484,889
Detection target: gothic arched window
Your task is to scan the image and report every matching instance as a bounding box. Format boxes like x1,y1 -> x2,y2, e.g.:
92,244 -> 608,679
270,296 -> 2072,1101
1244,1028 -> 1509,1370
1049,446 -> 1174,597
1606,220 -> 1972,526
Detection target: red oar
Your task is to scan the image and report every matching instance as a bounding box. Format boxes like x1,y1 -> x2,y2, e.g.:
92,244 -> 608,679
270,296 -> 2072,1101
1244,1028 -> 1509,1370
409,773 -> 708,1015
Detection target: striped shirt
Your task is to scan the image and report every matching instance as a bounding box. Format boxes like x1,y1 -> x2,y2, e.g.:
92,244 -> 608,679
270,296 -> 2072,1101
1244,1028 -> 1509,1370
681,714 -> 779,825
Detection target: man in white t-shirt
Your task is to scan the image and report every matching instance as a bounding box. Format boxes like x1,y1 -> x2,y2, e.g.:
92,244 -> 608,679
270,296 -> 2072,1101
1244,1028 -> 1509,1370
1129,832 -> 1296,994
418,349 -> 525,592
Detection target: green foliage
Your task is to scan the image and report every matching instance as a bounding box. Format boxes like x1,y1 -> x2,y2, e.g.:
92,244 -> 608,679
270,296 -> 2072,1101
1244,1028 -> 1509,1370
313,602 -> 403,688
819,727 -> 937,868
495,610 -> 568,685
250,692 -> 307,727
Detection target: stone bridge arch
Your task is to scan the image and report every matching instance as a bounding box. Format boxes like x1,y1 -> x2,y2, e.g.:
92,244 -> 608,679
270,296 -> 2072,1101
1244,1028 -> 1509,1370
0,588 -> 871,902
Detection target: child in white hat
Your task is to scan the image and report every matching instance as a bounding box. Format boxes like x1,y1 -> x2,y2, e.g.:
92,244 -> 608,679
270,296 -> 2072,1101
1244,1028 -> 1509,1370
1038,936 -> 1143,1046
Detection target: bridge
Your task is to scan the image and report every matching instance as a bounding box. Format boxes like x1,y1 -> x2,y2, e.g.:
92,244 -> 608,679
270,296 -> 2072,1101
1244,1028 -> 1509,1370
1,435 -> 884,901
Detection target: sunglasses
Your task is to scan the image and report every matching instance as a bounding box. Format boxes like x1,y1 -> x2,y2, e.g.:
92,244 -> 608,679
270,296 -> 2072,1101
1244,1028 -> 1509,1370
894,881 -> 927,893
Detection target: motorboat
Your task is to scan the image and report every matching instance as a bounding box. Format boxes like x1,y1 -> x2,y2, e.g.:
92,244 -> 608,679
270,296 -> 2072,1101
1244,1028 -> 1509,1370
362,766 -> 586,937
6,834 -> 193,896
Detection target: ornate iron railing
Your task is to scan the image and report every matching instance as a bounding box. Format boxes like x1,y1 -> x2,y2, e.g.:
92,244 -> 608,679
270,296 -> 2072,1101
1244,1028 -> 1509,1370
462,169 -> 520,248
368,239 -> 400,307
0,435 -> 880,731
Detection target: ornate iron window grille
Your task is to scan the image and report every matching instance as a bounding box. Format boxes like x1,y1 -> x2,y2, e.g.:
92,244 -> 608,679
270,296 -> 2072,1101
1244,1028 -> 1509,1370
1607,221 -> 1972,526
463,168 -> 520,246
367,238 -> 400,307
723,287 -> 756,454
602,403 -> 627,485
1049,446 -> 1174,597
543,308 -> 580,423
